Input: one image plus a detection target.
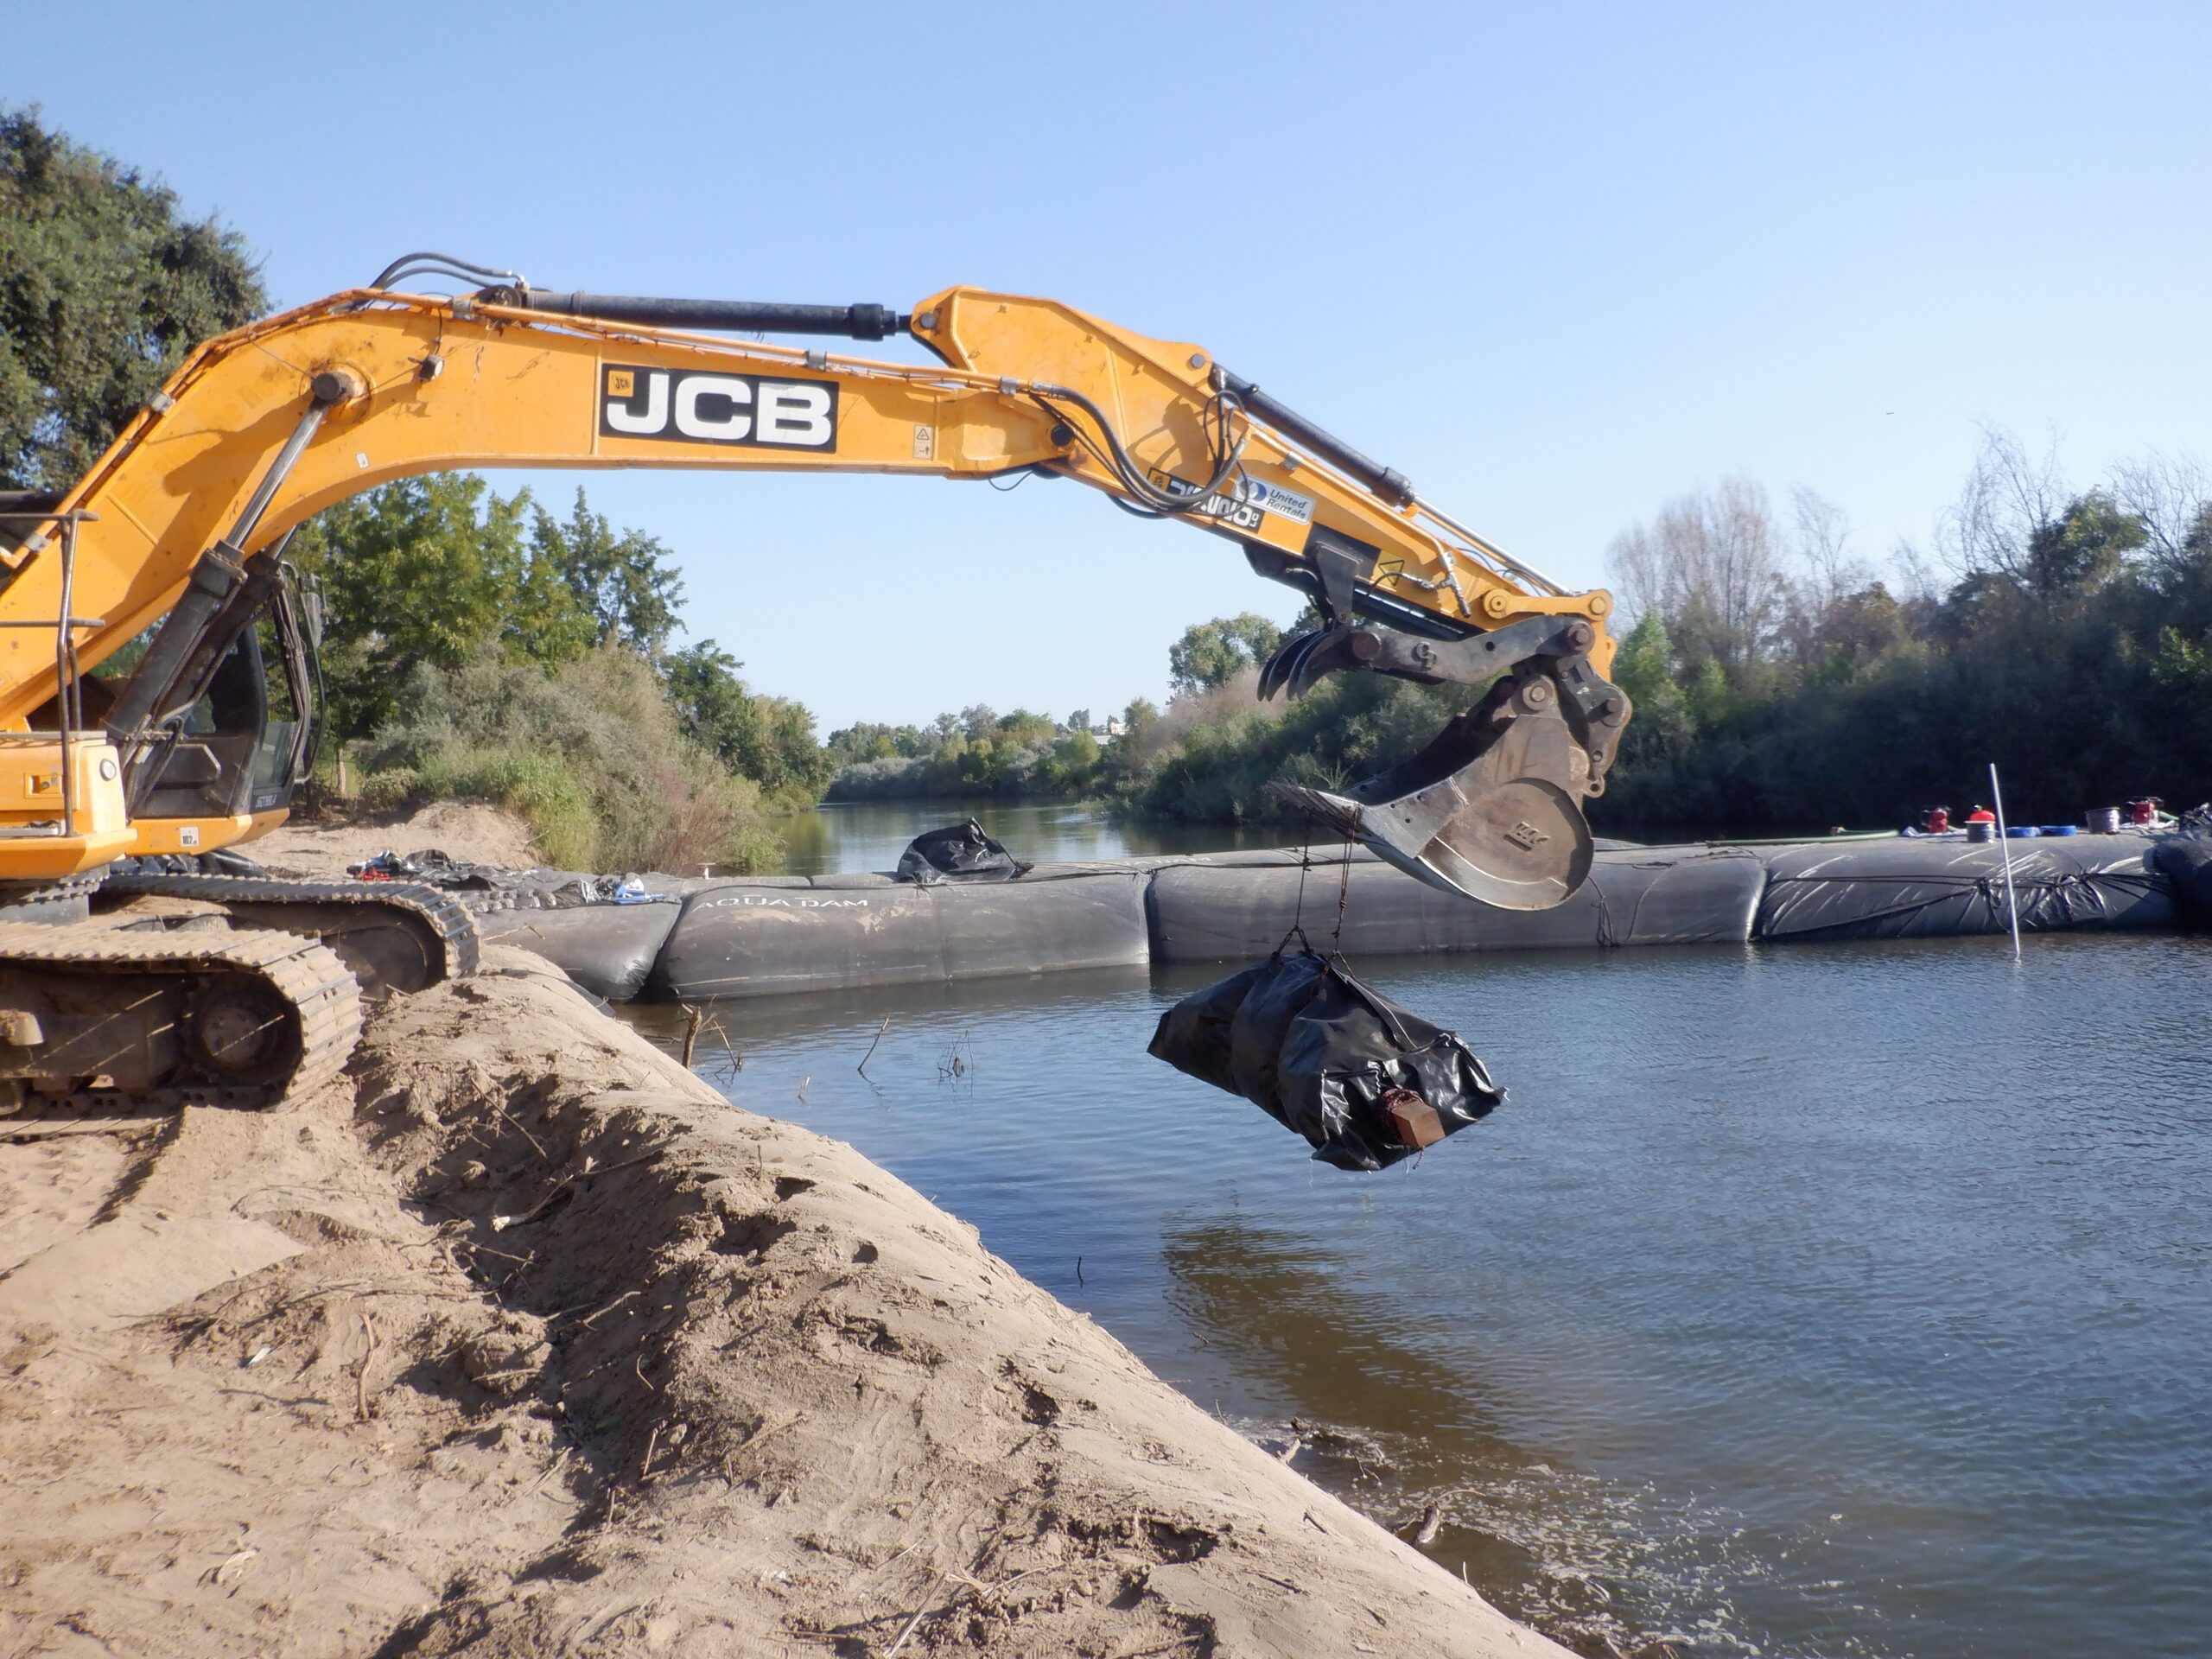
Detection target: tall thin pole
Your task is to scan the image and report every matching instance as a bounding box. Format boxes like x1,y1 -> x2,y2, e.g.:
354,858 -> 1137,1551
1989,762 -> 2023,958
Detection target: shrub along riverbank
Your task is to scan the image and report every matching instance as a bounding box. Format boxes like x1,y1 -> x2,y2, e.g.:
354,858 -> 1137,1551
296,477 -> 828,874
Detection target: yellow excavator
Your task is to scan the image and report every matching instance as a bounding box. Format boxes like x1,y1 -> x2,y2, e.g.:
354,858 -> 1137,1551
0,253 -> 1630,1111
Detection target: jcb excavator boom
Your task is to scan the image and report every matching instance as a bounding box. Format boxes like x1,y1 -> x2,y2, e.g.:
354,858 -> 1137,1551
1,257 -> 1630,914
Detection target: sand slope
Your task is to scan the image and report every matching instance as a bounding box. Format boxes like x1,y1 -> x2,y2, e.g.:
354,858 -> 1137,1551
0,950 -> 1564,1657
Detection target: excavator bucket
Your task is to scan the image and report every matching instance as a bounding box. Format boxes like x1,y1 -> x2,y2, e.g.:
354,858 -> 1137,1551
1273,669 -> 1599,912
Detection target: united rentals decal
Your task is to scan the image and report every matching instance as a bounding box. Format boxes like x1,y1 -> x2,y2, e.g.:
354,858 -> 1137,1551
1147,468 -> 1315,531
599,365 -> 838,450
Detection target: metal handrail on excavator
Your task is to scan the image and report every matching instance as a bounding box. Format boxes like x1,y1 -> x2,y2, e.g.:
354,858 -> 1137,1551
0,508 -> 103,842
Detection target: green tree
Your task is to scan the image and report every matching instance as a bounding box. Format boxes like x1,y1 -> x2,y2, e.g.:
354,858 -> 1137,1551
289,475 -> 598,741
1608,610 -> 1695,763
292,474 -> 751,760
1,107 -> 266,492
1686,658 -> 1732,728
530,487 -> 684,651
994,708 -> 1058,747
824,721 -> 932,764
662,639 -> 834,798
2024,492 -> 2147,597
1167,613 -> 1284,694
1802,582 -> 1912,677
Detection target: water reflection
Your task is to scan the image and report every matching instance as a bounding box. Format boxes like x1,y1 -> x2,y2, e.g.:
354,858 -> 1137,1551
620,962 -> 1154,1052
772,799 -> 1300,876
1160,1213 -> 1531,1444
1156,1209 -> 1774,1651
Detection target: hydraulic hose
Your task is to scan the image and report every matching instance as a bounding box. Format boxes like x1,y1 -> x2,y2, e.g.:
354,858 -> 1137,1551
1027,381 -> 1245,517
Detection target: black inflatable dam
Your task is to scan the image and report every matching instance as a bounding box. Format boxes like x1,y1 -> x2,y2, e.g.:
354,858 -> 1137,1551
534,831 -> 2176,1003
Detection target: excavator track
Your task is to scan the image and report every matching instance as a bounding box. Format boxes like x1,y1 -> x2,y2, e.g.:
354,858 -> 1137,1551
0,920 -> 361,1114
98,874 -> 480,992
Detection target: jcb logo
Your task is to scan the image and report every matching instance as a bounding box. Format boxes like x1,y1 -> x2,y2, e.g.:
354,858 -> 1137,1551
600,365 -> 838,450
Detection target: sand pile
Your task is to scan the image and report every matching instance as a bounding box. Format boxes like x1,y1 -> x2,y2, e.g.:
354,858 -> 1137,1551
243,801 -> 541,882
0,950 -> 1564,1656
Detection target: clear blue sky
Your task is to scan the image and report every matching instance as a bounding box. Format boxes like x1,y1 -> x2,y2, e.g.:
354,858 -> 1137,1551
12,2 -> 2209,729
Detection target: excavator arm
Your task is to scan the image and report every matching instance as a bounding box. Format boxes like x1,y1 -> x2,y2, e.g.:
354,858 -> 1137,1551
0,258 -> 1630,907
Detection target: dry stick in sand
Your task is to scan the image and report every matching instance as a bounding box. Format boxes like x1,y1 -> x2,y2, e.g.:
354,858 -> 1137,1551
882,1567 -> 954,1659
881,1529 -> 1007,1656
676,1005 -> 740,1082
354,1311 -> 378,1422
858,1015 -> 891,1077
493,1105 -> 547,1160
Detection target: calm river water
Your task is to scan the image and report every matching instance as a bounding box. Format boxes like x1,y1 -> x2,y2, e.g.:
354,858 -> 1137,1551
772,798 -> 1300,874
619,804 -> 2212,1657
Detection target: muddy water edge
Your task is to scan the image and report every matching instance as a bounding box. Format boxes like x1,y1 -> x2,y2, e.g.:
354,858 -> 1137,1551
621,930 -> 2212,1659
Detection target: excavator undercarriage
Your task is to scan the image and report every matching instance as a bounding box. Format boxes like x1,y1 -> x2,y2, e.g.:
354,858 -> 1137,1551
0,918 -> 359,1116
0,874 -> 475,1117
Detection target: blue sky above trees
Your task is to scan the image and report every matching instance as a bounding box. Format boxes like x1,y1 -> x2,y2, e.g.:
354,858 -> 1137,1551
10,0 -> 2209,728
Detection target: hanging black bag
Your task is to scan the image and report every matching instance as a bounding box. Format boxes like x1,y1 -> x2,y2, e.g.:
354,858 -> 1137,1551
1149,947 -> 1504,1171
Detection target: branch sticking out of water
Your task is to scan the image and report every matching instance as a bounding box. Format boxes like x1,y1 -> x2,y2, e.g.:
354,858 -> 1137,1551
859,1016 -> 890,1077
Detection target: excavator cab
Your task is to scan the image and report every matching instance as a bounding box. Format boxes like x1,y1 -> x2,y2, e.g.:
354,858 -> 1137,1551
124,608 -> 311,823
73,543 -> 322,842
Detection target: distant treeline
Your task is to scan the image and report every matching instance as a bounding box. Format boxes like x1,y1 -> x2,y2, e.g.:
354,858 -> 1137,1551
1595,436 -> 2212,832
1117,434 -> 2212,836
816,616 -> 1298,806
823,709 -> 1107,802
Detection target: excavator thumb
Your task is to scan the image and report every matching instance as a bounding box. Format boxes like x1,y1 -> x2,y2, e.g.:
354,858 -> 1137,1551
1262,618 -> 1630,911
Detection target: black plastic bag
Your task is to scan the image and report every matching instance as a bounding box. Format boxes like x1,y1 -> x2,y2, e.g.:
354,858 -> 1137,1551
1149,949 -> 1503,1171
895,818 -> 1033,886
350,848 -> 522,891
2152,828 -> 2212,927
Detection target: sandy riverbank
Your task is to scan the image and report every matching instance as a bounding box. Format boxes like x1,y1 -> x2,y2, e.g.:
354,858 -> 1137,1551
0,919 -> 1568,1656
239,800 -> 542,880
